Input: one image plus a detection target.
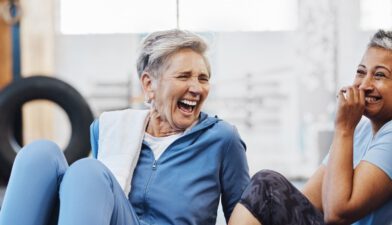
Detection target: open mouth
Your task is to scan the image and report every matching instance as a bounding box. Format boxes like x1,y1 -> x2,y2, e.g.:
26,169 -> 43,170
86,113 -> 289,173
365,96 -> 381,104
177,99 -> 197,113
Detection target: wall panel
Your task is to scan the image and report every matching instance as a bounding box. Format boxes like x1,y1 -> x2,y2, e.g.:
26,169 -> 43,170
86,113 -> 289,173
0,0 -> 12,89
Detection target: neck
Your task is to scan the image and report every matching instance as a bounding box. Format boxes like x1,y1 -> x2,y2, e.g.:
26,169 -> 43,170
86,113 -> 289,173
146,113 -> 184,137
371,120 -> 386,135
370,115 -> 392,134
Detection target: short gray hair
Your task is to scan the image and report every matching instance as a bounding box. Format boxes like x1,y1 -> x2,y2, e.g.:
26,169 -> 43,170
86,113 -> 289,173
368,29 -> 392,51
136,29 -> 211,79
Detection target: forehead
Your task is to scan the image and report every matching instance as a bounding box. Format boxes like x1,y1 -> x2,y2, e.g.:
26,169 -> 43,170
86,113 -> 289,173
163,49 -> 208,72
360,47 -> 392,68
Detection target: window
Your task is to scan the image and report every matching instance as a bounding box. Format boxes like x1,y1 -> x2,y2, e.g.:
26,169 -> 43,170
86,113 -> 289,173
360,0 -> 392,30
60,0 -> 177,34
60,0 -> 298,34
179,0 -> 297,32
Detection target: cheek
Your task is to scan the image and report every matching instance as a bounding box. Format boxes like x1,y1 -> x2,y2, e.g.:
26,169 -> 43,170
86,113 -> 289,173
352,78 -> 361,87
202,86 -> 210,96
386,94 -> 392,106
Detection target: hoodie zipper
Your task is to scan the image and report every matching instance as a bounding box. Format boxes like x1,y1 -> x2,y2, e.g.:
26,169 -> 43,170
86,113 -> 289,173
152,160 -> 157,170
141,115 -> 217,208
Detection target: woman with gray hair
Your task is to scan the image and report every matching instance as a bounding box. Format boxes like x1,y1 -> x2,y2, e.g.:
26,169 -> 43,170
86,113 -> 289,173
0,29 -> 250,225
229,29 -> 392,225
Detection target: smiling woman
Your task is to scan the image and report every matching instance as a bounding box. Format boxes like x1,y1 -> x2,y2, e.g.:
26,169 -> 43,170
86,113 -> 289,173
0,29 -> 250,225
353,44 -> 392,131
228,29 -> 392,225
142,48 -> 210,135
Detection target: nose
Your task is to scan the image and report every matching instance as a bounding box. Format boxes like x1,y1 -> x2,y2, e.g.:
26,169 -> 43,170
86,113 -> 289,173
356,74 -> 374,91
188,78 -> 202,95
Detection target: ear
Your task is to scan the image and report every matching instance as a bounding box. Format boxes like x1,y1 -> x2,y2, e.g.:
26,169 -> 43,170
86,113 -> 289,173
141,72 -> 155,101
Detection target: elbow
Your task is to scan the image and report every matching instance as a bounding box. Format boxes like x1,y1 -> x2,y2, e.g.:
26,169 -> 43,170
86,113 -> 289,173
323,209 -> 351,225
324,215 -> 346,225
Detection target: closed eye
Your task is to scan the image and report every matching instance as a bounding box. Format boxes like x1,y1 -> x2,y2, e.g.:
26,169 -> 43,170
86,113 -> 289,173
374,72 -> 386,79
199,74 -> 210,82
176,73 -> 191,80
356,69 -> 366,77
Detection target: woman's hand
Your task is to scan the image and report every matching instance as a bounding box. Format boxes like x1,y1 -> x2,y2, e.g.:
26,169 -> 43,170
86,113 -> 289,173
335,86 -> 365,133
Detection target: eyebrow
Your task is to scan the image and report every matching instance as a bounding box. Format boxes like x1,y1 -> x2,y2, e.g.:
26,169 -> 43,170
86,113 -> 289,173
358,64 -> 391,73
177,71 -> 192,75
176,70 -> 209,76
375,65 -> 391,73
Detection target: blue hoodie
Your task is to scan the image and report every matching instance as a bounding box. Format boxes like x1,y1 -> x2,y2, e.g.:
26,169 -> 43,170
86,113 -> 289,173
90,112 -> 250,225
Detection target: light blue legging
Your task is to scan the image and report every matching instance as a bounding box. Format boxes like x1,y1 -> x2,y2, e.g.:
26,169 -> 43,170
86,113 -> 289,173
0,140 -> 139,225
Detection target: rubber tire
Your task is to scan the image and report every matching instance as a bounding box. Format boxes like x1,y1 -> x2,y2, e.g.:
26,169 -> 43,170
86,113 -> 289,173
0,76 -> 94,180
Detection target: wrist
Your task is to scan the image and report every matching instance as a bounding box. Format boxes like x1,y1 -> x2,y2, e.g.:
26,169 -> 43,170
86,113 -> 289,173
334,128 -> 355,137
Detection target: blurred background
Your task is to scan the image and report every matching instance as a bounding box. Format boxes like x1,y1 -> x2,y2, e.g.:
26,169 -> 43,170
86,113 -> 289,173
0,0 -> 390,223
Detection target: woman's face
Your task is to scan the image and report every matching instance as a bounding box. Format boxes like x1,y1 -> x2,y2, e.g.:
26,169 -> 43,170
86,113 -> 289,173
149,48 -> 210,130
354,47 -> 392,125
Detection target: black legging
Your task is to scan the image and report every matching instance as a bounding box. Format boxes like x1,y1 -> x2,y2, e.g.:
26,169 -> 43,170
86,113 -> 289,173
239,170 -> 325,225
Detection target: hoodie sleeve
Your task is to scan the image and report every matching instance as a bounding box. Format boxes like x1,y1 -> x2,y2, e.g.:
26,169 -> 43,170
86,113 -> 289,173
220,125 -> 250,222
90,119 -> 99,158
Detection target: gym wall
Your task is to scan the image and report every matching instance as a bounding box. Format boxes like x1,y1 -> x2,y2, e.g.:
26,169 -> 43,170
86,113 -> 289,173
1,0 -> 68,148
19,0 -> 59,147
0,0 -> 12,90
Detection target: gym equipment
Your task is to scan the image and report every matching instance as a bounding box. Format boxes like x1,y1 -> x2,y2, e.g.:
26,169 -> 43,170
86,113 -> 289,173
0,76 -> 94,180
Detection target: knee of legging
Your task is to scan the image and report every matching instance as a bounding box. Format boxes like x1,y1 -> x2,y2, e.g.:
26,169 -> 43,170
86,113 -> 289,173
15,140 -> 64,168
251,169 -> 286,185
61,158 -> 110,188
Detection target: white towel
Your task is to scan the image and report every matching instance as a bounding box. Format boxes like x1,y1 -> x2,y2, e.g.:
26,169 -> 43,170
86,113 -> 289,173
98,108 -> 150,197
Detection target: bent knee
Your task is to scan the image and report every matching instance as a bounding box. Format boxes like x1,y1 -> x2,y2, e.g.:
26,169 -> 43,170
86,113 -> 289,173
250,169 -> 288,187
61,158 -> 109,185
252,169 -> 284,180
15,140 -> 64,167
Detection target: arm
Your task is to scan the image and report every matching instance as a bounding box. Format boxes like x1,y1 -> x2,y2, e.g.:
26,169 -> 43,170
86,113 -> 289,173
302,165 -> 326,212
324,161 -> 392,224
220,126 -> 250,222
322,87 -> 392,224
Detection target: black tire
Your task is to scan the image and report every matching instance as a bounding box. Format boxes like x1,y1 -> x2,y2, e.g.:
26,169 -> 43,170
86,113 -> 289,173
0,76 -> 94,180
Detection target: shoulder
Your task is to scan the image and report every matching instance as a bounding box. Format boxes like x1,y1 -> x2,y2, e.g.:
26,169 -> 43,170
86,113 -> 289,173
372,119 -> 392,144
203,114 -> 245,151
377,120 -> 392,136
203,113 -> 240,139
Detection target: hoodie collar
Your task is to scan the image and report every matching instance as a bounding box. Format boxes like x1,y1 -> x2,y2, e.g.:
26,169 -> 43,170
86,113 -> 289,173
183,112 -> 220,136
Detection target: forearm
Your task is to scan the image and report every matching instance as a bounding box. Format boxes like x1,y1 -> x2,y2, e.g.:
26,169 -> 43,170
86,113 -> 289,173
322,130 -> 355,223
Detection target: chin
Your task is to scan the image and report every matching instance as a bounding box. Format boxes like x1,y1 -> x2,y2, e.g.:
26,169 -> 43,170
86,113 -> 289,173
363,112 -> 374,120
363,106 -> 380,117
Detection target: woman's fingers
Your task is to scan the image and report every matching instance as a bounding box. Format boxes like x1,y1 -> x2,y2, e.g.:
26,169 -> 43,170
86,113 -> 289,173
359,88 -> 365,106
352,87 -> 359,103
347,86 -> 357,102
338,86 -> 364,105
337,87 -> 347,103
335,86 -> 365,131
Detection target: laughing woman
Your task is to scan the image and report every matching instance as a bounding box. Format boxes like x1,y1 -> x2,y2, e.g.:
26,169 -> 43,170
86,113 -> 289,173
0,30 -> 250,225
229,30 -> 392,225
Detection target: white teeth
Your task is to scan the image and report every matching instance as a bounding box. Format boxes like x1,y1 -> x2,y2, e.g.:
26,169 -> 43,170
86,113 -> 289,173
180,99 -> 197,106
365,97 -> 379,103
